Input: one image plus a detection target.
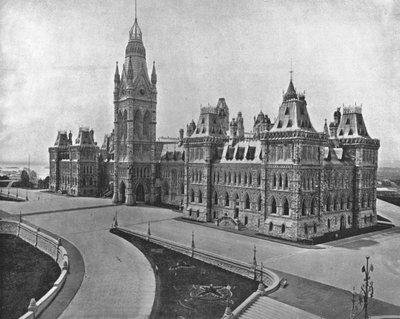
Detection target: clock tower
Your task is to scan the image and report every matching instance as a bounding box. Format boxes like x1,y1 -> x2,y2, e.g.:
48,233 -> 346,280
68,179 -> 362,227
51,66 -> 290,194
112,10 -> 158,205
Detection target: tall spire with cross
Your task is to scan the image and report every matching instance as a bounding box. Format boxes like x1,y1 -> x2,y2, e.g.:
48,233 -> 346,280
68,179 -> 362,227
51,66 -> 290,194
284,61 -> 296,101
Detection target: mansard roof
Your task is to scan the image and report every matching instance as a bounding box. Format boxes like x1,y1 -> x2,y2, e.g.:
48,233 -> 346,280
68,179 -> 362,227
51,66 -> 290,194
219,140 -> 263,163
191,105 -> 227,138
270,78 -> 316,133
159,143 -> 184,162
336,106 -> 371,139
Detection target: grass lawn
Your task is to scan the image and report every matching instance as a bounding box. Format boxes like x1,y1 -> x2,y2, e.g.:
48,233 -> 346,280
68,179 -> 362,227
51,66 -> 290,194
112,228 -> 259,319
0,234 -> 61,319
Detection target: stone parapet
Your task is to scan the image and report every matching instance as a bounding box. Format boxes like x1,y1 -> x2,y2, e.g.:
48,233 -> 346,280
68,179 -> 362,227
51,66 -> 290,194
116,226 -> 281,318
0,220 -> 69,319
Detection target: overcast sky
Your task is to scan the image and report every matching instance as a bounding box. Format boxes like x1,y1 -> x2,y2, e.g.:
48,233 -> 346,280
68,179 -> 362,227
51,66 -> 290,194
1,0 -> 399,164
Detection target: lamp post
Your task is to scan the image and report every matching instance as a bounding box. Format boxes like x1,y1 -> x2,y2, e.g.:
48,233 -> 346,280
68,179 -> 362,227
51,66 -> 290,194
351,256 -> 374,319
253,245 -> 257,281
361,256 -> 374,319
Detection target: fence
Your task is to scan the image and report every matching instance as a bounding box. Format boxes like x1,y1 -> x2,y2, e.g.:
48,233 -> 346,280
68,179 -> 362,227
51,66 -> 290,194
0,220 -> 69,319
116,226 -> 281,318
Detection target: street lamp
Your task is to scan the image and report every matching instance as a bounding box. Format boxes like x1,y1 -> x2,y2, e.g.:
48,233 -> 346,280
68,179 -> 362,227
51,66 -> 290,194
361,256 -> 374,319
351,256 -> 374,319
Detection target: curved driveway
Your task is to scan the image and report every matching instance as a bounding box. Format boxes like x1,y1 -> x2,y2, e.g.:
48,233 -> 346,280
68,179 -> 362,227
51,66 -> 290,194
2,189 -> 400,316
1,189 -> 180,318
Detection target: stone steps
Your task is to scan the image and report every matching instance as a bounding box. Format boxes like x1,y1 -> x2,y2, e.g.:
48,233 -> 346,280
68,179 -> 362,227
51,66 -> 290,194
239,297 -> 322,319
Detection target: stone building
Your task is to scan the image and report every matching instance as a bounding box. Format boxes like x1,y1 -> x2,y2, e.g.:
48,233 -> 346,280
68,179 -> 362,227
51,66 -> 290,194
49,12 -> 380,241
49,127 -> 100,196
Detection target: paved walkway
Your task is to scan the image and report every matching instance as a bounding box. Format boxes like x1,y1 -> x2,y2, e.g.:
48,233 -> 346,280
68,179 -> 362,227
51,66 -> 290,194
2,190 -> 400,318
1,189 -> 160,318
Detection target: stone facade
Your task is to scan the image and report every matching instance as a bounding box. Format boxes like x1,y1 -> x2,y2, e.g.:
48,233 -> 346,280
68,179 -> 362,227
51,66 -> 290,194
49,13 -> 380,241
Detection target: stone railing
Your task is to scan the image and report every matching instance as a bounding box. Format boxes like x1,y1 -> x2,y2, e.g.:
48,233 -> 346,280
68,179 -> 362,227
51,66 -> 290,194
0,220 -> 69,319
115,226 -> 281,318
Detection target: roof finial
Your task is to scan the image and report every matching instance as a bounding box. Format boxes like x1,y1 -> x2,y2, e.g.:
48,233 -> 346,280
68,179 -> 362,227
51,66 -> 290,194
135,0 -> 137,21
289,59 -> 294,81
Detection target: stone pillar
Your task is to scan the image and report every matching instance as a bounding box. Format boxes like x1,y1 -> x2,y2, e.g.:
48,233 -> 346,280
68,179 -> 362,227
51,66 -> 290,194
112,170 -> 119,203
353,166 -> 361,229
126,178 -> 134,206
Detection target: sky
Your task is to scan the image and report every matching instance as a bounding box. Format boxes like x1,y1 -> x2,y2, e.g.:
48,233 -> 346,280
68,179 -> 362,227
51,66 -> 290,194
0,0 -> 399,165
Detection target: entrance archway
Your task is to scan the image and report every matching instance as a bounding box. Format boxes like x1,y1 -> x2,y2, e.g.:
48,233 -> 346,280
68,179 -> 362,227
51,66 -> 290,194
119,181 -> 126,204
136,184 -> 145,202
234,194 -> 239,218
340,215 -> 346,231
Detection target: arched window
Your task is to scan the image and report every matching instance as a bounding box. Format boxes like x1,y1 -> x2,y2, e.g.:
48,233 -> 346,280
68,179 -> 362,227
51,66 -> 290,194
364,215 -> 367,224
143,110 -> 151,137
278,174 -> 282,188
269,221 -> 273,231
198,190 -> 202,203
123,110 -> 127,140
133,110 -> 143,138
304,224 -> 308,235
181,183 -> 184,195
224,172 -> 227,184
228,172 -> 231,184
257,195 -> 262,211
238,173 -> 241,184
284,174 -> 288,189
326,196 -> 331,212
334,196 -> 338,211
214,192 -> 218,205
271,197 -> 277,214
311,198 -> 316,215
257,173 -> 261,186
234,173 -> 237,184
313,223 -> 317,234
367,194 -> 371,208
244,173 -> 247,185
341,195 -> 345,210
190,189 -> 195,202
361,194 -> 365,208
244,216 -> 248,225
327,219 -> 331,229
283,198 -> 289,215
245,193 -> 250,209
225,192 -> 229,206
347,196 -> 351,209
249,173 -> 252,185
118,111 -> 123,140
301,200 -> 306,216
281,224 -> 286,233
273,174 -> 276,188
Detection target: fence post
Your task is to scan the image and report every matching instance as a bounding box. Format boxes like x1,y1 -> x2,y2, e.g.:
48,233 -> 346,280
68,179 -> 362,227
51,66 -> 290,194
28,298 -> 37,317
191,231 -> 195,257
35,228 -> 40,247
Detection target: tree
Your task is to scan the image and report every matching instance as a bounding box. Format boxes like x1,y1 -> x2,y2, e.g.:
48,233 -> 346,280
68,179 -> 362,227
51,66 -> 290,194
20,170 -> 30,187
38,176 -> 49,189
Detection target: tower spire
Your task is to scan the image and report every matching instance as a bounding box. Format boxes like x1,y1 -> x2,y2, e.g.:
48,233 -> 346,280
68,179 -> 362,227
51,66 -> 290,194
289,59 -> 294,81
135,0 -> 137,21
151,61 -> 157,85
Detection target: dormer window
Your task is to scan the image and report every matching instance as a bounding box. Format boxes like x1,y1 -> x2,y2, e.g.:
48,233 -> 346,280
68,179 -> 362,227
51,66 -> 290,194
339,129 -> 344,136
348,129 -> 353,135
287,120 -> 292,128
346,118 -> 350,125
277,121 -> 283,128
285,107 -> 290,115
201,117 -> 205,124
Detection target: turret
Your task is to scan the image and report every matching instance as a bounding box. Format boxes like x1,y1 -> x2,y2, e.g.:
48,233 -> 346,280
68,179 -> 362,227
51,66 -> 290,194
186,120 -> 196,137
151,61 -> 157,85
236,112 -> 244,140
230,118 -> 238,138
68,131 -> 73,145
114,62 -> 120,100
